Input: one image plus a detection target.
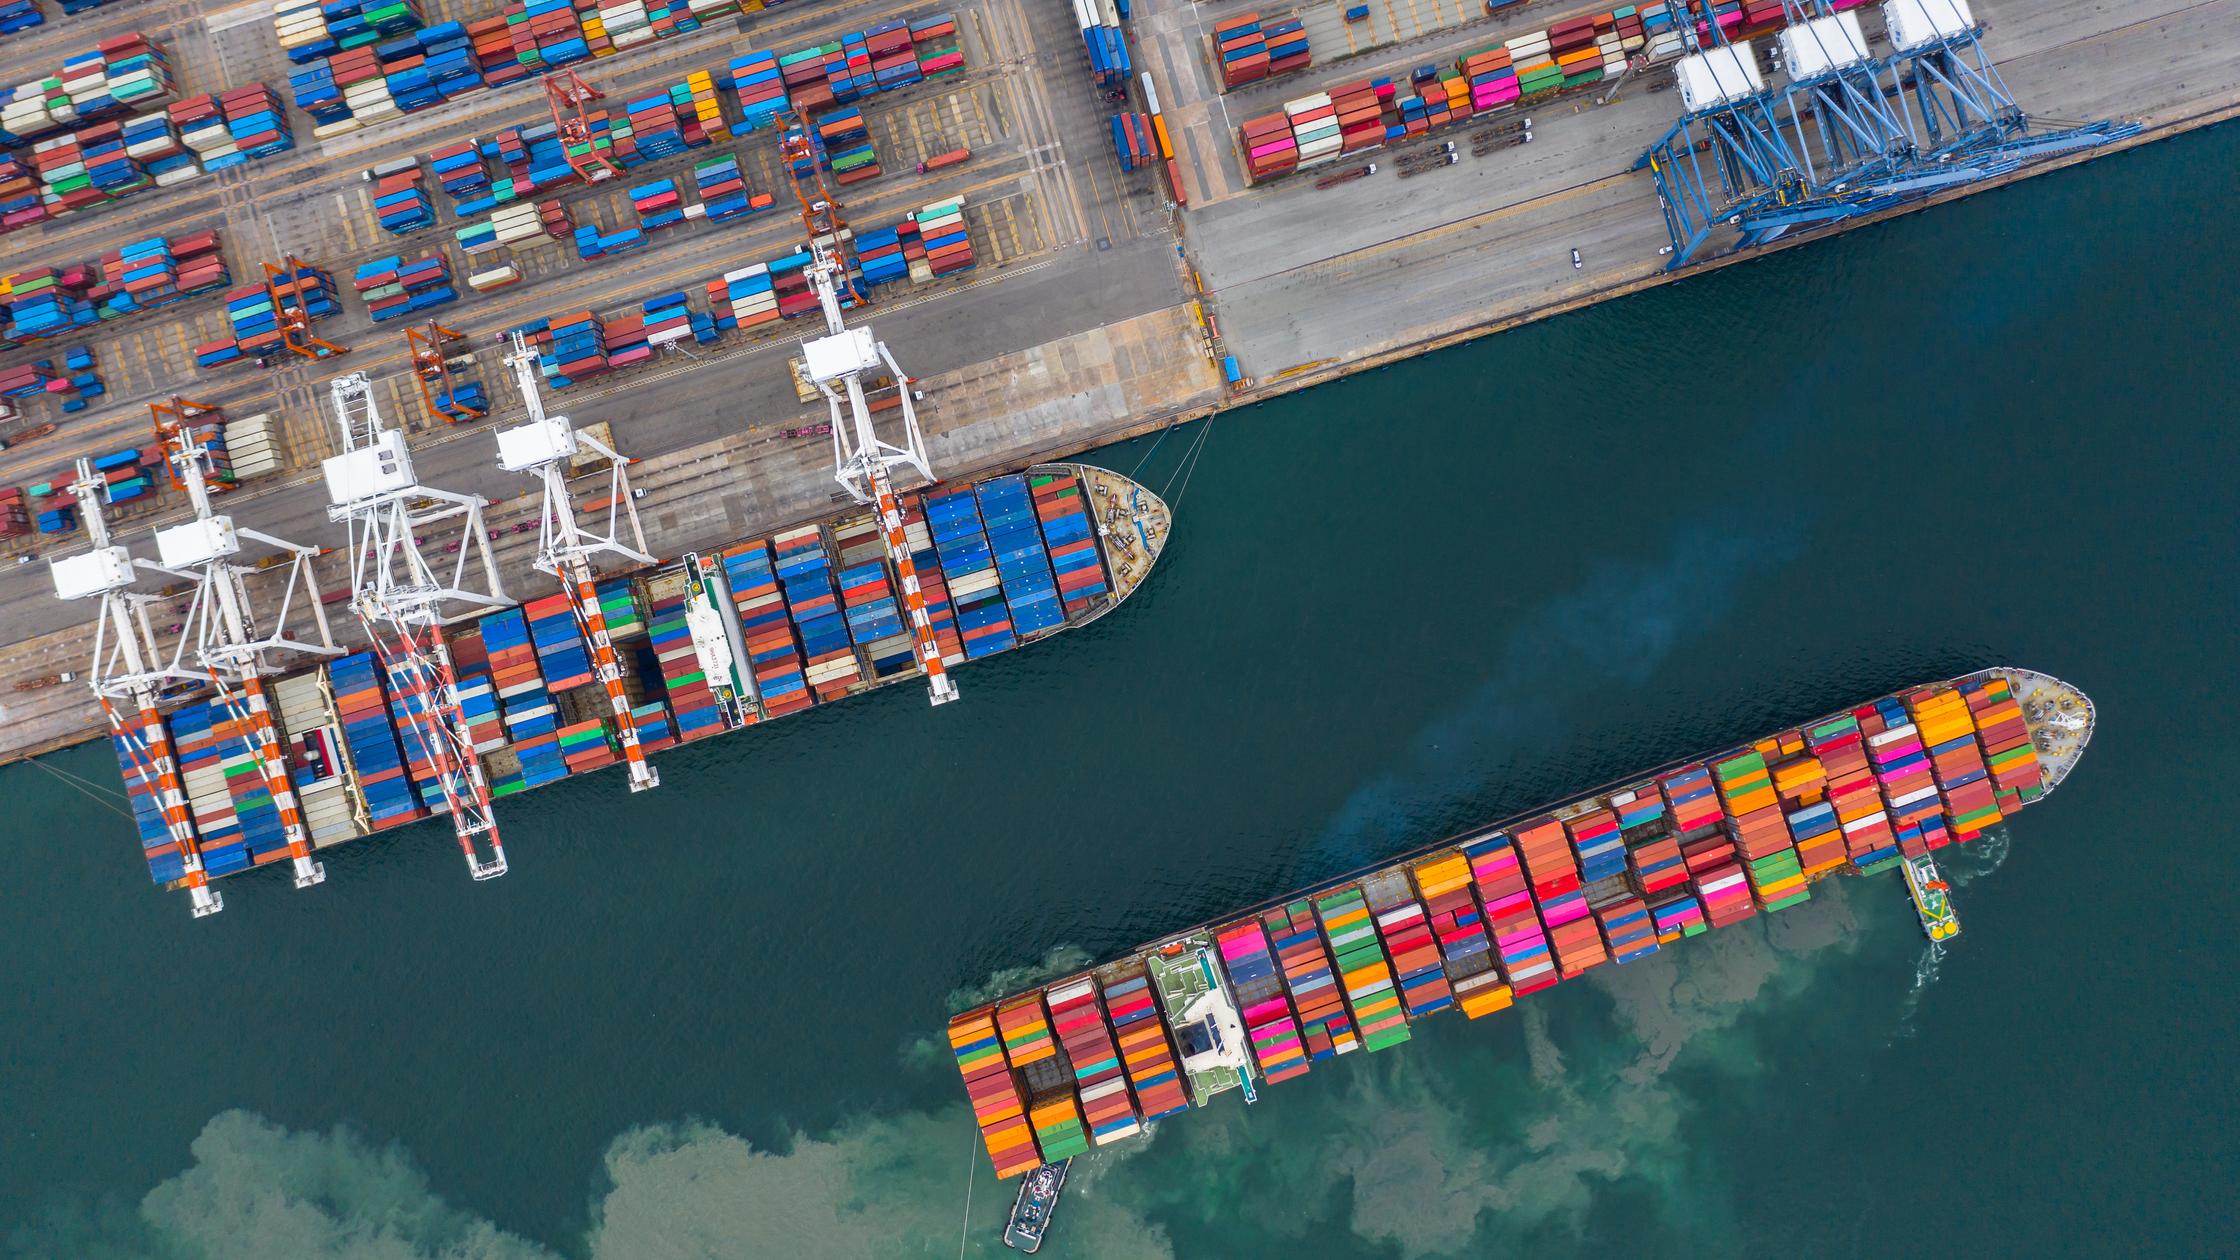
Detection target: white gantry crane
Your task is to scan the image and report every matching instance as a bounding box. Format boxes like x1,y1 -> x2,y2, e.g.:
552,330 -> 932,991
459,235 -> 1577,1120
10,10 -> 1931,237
50,461 -> 226,915
321,371 -> 512,878
496,333 -> 661,791
780,138 -> 956,706
150,398 -> 342,891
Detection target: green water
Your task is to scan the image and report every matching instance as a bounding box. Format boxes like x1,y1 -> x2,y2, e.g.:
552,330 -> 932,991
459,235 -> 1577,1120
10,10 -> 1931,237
4,125 -> 2236,1259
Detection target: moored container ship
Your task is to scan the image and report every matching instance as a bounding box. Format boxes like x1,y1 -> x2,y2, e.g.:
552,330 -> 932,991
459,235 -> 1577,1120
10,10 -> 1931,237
948,669 -> 2095,1176
111,464 -> 1169,899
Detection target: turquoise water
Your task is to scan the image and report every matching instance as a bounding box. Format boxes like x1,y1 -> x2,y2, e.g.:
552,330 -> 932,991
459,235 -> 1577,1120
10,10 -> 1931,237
3,124 -> 2236,1258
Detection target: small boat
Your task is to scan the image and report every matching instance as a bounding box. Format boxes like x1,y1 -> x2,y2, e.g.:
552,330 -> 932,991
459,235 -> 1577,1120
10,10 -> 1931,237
1003,1158 -> 1071,1253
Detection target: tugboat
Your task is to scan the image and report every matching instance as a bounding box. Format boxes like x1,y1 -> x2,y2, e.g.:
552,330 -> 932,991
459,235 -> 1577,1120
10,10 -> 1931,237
1902,852 -> 1960,942
1003,1158 -> 1071,1254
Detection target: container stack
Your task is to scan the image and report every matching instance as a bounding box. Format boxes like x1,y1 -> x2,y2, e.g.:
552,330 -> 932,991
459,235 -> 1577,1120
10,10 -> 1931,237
710,264 -> 777,333
94,230 -> 228,321
1289,91 -> 1339,163
372,163 -> 436,234
830,518 -> 913,679
450,638 -> 511,772
382,659 -> 458,815
1,0 -> 43,34
1075,0 -> 1130,89
720,541 -> 813,718
1904,686 -> 2000,842
1045,975 -> 1144,1145
329,652 -> 426,830
772,525 -> 861,701
725,52 -> 788,134
898,495 -> 966,669
111,726 -> 185,883
1563,806 -> 1627,887
629,177 -> 684,230
813,108 -> 881,185
1461,831 -> 1556,996
0,153 -> 45,233
1262,900 -> 1359,1059
1805,713 -> 1899,872
1714,749 -> 1807,911
1362,870 -> 1452,1018
275,0 -> 427,64
1648,891 -> 1707,943
924,485 -> 1011,661
1513,817 -> 1602,977
975,475 -> 1063,638
646,588 -> 730,740
169,703 -> 253,877
1212,14 -> 1277,90
599,310 -> 651,371
351,252 -> 457,321
430,140 -> 489,204
484,607 -> 570,788
1097,960 -> 1192,1122
1959,675 -> 2045,810
1313,885 -> 1411,1051
525,593 -> 593,690
531,311 -> 609,387
851,224 -> 909,287
87,446 -> 156,504
557,719 -> 616,774
0,487 -> 28,539
1239,109 -> 1307,187
1613,782 -> 1689,896
1861,698 -> 1942,857
1593,893 -> 1659,964
1661,763 -> 1748,925
913,13 -> 964,81
997,996 -> 1090,1163
691,155 -> 771,223
270,672 -> 355,847
1408,851 -> 1510,1018
1215,920 -> 1311,1086
1110,111 -> 1155,172
1028,469 -> 1107,616
947,1009 -> 1042,1179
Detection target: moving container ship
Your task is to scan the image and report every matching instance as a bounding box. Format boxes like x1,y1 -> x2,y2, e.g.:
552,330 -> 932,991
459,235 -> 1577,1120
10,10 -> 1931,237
949,668 -> 2094,1177
110,464 -> 1169,902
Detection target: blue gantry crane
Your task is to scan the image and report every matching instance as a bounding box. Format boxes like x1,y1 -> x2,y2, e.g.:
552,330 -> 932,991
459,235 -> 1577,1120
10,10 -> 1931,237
1636,0 -> 2141,268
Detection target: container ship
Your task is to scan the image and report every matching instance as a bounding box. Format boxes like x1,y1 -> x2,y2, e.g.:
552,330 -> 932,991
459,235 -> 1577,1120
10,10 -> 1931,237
948,668 -> 2094,1177
109,464 -> 1169,900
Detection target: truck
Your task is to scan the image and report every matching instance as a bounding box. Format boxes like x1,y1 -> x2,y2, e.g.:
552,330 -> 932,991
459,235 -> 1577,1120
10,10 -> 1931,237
917,147 -> 972,174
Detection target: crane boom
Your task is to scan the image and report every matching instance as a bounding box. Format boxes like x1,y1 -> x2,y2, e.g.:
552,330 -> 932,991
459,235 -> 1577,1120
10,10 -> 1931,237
323,371 -> 510,878
498,333 -> 661,790
153,398 -> 341,889
780,124 -> 957,705
53,462 -> 225,915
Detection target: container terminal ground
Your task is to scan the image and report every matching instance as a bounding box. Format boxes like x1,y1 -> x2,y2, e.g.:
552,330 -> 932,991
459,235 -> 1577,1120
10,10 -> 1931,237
0,0 -> 2231,763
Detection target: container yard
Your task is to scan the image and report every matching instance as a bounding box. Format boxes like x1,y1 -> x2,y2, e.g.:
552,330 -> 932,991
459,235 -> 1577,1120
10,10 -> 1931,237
950,668 -> 2098,1178
0,0 -> 2227,868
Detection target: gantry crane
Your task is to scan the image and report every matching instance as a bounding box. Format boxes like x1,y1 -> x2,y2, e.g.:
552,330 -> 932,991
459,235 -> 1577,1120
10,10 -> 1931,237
262,256 -> 349,360
496,333 -> 661,791
149,398 -> 341,891
49,462 -> 225,916
546,69 -> 623,184
321,371 -> 511,878
1636,0 -> 2139,267
406,320 -> 487,423
776,125 -> 956,705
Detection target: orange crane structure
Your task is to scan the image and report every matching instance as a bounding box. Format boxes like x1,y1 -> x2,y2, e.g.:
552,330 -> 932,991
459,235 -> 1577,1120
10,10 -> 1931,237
406,320 -> 487,423
774,123 -> 956,705
262,256 -> 349,361
547,69 -> 623,183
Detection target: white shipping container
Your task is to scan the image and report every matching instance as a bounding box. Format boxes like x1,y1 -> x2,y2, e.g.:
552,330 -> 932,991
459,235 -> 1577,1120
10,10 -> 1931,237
467,265 -> 522,291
